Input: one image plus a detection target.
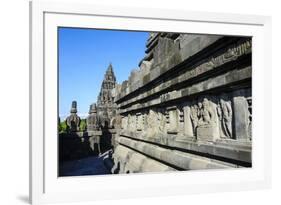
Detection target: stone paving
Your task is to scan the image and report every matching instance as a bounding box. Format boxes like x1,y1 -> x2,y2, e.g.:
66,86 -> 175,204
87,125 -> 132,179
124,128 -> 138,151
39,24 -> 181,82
59,155 -> 111,176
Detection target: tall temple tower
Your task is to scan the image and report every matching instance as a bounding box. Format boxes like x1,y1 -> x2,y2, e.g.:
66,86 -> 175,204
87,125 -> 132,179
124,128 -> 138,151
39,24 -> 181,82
97,63 -> 118,127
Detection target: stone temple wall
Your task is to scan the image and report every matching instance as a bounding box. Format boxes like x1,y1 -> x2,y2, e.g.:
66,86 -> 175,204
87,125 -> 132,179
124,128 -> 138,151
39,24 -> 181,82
111,33 -> 252,174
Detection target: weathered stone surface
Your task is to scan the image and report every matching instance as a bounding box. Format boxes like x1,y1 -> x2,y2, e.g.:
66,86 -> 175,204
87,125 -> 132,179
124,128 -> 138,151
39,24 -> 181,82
112,145 -> 175,174
232,90 -> 251,141
119,130 -> 251,164
111,33 -> 252,173
179,34 -> 222,61
118,66 -> 252,114
117,136 -> 236,170
117,39 -> 251,108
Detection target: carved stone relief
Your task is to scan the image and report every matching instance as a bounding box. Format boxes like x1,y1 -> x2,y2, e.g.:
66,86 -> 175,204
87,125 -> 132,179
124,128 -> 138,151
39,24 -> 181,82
157,109 -> 165,133
121,116 -> 128,130
196,98 -> 220,141
128,114 -> 136,132
120,89 -> 251,144
146,109 -> 158,138
190,102 -> 199,136
217,96 -> 233,139
247,97 -> 252,141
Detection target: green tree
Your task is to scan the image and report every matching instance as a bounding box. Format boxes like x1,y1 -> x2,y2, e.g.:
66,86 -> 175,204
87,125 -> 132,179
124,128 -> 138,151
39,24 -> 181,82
58,120 -> 62,132
79,119 -> 87,132
59,120 -> 69,133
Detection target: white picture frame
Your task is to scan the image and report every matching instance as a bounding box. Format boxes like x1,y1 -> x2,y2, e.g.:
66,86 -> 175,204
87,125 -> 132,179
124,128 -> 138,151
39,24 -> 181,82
30,1 -> 272,204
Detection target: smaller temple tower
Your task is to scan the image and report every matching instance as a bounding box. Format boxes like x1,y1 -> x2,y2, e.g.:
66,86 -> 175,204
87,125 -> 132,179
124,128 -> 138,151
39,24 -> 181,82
97,63 -> 118,127
66,101 -> 81,132
87,103 -> 100,131
97,63 -> 116,106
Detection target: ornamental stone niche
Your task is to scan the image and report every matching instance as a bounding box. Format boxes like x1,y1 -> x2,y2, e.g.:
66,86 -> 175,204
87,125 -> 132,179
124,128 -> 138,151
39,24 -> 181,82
112,32 -> 253,174
66,101 -> 80,132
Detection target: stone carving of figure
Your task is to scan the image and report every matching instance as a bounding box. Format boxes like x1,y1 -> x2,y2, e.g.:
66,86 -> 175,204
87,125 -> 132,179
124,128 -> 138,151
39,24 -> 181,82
190,104 -> 199,135
122,116 -> 128,130
196,98 -> 220,141
157,110 -> 165,133
127,114 -> 136,131
147,110 -> 157,128
146,109 -> 158,137
217,99 -> 232,138
197,98 -> 216,127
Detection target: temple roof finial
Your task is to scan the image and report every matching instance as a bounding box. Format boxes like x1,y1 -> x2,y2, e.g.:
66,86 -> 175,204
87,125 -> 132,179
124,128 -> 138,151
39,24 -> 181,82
107,62 -> 113,72
70,100 -> 77,113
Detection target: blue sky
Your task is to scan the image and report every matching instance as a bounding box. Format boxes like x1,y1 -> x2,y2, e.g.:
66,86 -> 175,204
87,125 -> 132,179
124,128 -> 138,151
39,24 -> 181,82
59,28 -> 149,119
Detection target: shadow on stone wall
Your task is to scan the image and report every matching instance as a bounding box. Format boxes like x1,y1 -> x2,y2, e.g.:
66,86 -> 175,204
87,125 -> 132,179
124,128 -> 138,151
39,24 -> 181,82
59,133 -> 94,162
59,129 -> 114,163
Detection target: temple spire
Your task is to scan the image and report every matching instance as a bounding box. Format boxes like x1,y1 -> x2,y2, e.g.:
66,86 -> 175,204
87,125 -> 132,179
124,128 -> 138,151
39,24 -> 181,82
97,63 -> 117,106
107,63 -> 113,72
96,63 -> 118,128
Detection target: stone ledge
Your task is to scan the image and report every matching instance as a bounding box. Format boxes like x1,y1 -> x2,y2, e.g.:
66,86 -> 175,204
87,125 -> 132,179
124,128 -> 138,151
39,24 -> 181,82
119,66 -> 251,114
115,36 -> 226,102
117,136 -> 238,170
86,131 -> 102,136
118,42 -> 251,109
119,130 -> 251,165
112,144 -> 175,173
